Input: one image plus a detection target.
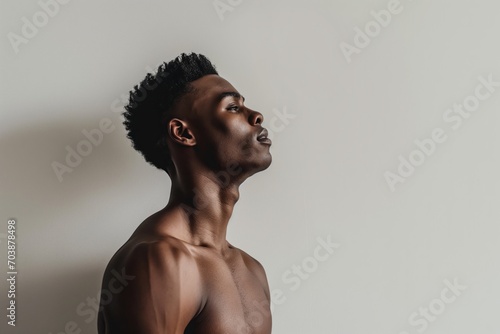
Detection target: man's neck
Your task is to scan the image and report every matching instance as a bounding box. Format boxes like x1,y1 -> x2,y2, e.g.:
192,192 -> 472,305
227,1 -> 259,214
165,170 -> 241,252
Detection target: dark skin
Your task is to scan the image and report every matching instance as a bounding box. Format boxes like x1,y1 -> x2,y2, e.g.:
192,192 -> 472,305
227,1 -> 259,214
98,74 -> 273,334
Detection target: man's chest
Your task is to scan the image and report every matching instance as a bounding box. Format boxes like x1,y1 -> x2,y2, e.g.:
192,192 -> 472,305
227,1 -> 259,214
187,253 -> 272,333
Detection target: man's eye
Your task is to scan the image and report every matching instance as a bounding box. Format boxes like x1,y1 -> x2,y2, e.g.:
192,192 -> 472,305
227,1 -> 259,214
227,105 -> 240,112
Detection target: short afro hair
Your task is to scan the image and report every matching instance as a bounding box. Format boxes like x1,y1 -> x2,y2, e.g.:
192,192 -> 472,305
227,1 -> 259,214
122,53 -> 218,174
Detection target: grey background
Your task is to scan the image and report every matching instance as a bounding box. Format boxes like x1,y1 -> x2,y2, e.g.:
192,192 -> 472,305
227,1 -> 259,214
1,0 -> 499,333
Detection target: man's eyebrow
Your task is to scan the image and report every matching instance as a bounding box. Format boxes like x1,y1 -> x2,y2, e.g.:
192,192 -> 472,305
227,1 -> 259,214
218,91 -> 245,102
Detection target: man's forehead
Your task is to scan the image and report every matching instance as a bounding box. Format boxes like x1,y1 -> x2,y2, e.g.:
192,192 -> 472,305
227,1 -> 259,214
190,74 -> 239,99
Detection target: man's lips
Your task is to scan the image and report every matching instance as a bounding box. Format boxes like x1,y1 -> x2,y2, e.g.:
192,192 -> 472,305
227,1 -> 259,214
257,128 -> 272,145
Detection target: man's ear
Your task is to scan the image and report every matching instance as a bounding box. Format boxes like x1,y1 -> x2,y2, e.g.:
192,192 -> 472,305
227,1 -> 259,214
168,118 -> 196,146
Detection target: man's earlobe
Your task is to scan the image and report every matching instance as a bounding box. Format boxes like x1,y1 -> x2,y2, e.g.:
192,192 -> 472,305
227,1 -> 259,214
168,118 -> 196,146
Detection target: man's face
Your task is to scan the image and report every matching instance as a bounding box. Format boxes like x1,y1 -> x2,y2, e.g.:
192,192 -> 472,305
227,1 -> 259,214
180,74 -> 272,180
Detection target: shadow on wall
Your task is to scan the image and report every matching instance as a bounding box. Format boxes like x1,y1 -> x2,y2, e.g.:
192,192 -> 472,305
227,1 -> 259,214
0,112 -> 139,230
19,265 -> 104,334
0,113 -> 143,334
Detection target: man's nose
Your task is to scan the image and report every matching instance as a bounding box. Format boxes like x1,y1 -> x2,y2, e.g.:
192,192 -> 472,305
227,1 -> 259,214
248,110 -> 264,126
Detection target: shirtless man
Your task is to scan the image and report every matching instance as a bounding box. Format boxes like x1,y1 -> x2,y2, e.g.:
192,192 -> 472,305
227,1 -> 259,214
97,53 -> 273,333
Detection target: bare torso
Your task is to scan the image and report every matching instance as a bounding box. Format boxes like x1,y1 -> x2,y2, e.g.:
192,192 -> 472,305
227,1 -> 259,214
98,218 -> 272,334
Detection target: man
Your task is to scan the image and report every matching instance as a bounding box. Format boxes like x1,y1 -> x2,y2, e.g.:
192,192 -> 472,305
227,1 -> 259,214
98,53 -> 273,333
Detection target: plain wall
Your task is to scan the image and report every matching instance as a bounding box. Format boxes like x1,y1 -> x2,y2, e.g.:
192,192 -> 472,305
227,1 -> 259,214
1,0 -> 500,333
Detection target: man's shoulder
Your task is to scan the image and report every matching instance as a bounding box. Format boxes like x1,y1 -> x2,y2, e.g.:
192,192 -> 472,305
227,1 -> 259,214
235,247 -> 265,271
99,237 -> 203,333
231,245 -> 270,293
129,236 -> 195,267
105,235 -> 197,282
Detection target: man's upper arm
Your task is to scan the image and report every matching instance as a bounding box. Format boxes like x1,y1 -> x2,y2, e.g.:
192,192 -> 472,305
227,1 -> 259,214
105,241 -> 201,334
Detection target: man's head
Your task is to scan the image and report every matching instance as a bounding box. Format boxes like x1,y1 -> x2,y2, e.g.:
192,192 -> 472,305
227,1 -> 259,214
123,53 -> 271,182
123,53 -> 217,174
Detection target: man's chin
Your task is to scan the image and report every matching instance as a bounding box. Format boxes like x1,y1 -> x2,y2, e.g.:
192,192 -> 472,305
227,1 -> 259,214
253,152 -> 273,173
262,153 -> 272,170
